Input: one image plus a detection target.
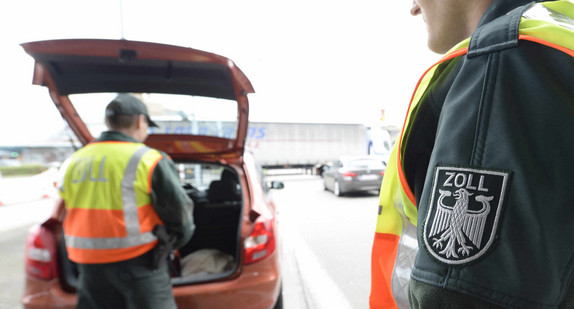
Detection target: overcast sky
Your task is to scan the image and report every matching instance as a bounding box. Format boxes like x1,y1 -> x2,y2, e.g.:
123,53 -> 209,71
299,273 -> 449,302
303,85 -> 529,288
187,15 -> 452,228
1,0 -> 437,145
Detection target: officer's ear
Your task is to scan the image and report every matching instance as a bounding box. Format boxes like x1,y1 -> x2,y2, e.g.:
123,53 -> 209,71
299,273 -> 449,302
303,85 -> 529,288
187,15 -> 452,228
135,114 -> 147,129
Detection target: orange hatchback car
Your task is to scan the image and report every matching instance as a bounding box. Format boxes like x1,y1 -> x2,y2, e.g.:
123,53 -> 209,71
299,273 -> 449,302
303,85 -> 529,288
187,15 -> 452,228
20,39 -> 284,308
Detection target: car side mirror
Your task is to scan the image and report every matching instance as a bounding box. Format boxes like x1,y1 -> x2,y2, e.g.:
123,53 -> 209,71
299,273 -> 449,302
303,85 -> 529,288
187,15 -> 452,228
270,180 -> 284,190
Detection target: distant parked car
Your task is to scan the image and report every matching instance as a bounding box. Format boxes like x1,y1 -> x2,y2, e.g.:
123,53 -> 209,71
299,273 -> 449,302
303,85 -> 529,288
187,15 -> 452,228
323,156 -> 386,196
21,39 -> 284,309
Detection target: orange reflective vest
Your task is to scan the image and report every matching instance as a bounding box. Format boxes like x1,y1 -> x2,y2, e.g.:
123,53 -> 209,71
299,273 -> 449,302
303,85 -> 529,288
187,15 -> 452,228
60,141 -> 165,264
370,1 -> 574,307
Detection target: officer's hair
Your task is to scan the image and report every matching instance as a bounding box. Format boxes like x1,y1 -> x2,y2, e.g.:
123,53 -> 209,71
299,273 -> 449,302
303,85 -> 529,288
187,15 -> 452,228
106,114 -> 139,130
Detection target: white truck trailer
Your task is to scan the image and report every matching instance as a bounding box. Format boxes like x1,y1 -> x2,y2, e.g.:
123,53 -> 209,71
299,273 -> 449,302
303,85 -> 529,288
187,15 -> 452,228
245,122 -> 369,171
148,118 -> 370,172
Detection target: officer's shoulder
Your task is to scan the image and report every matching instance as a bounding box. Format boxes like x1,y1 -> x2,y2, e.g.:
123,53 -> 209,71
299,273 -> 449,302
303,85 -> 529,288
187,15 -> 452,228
151,148 -> 173,163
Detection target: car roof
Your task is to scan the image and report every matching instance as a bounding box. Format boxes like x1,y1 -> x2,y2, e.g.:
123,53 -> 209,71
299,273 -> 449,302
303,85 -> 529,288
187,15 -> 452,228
339,155 -> 386,162
21,39 -> 255,161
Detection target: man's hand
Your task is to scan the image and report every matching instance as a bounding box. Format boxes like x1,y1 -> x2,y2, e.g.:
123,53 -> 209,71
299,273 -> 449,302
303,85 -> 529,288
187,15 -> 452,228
152,225 -> 173,269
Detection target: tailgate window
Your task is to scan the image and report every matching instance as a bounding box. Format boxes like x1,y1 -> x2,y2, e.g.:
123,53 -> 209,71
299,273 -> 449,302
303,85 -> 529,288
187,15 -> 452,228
69,92 -> 238,139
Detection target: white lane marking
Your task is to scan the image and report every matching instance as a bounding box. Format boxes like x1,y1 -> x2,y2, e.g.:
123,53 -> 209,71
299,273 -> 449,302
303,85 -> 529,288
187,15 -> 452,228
284,223 -> 353,309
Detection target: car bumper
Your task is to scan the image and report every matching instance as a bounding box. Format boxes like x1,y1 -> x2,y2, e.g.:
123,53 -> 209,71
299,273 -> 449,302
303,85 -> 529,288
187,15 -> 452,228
174,250 -> 282,309
22,277 -> 76,309
22,250 -> 281,309
340,179 -> 382,193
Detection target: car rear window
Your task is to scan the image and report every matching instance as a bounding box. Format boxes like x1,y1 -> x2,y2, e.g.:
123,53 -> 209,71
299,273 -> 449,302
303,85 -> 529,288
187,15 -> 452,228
347,159 -> 386,169
69,92 -> 238,139
177,162 -> 226,191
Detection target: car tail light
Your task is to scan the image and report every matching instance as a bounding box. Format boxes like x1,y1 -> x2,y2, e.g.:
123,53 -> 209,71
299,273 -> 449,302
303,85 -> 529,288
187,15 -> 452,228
25,224 -> 58,280
244,217 -> 276,265
342,172 -> 357,180
380,171 -> 385,176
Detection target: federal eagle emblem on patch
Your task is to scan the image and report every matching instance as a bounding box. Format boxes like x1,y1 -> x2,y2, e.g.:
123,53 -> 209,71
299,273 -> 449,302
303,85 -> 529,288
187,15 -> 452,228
423,166 -> 510,265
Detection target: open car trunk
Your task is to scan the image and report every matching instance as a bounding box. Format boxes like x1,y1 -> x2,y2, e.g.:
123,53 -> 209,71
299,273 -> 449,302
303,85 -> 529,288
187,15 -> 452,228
21,39 -> 258,293
57,161 -> 244,291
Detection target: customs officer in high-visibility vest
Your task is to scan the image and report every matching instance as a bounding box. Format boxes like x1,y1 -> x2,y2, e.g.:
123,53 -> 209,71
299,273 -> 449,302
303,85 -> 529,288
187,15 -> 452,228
59,94 -> 195,309
370,0 -> 574,308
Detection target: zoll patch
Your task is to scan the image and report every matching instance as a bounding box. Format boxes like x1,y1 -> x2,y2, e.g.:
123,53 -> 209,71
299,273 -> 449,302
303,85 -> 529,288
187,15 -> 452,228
423,166 -> 510,265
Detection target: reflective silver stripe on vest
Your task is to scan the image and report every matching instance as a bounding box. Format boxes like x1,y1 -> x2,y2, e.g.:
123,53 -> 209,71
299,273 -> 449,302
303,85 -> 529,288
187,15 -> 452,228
391,216 -> 418,309
65,232 -> 157,250
66,146 -> 158,250
523,2 -> 574,31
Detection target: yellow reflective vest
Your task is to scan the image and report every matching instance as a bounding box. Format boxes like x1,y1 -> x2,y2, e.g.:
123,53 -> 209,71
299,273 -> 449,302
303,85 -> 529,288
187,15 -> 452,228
61,141 -> 165,264
370,1 -> 574,307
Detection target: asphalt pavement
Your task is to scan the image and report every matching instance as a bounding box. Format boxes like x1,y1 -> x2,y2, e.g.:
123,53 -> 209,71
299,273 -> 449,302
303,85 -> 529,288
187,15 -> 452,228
0,172 -> 370,309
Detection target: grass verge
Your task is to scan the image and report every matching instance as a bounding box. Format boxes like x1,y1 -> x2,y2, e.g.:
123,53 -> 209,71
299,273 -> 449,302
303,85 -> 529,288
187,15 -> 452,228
0,165 -> 50,177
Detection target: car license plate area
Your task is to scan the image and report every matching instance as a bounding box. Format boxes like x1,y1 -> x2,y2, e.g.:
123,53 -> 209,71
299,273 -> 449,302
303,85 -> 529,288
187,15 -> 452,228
358,174 -> 378,181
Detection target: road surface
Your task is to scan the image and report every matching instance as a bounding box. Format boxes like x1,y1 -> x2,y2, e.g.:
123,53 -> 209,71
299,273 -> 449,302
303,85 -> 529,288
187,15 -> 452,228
0,173 -> 379,309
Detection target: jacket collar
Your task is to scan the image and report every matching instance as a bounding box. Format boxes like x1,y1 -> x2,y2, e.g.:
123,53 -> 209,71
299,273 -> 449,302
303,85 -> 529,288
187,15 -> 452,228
96,131 -> 140,143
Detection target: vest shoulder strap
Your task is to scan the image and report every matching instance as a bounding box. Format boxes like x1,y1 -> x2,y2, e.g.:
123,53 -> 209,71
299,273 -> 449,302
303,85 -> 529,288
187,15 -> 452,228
468,2 -> 533,57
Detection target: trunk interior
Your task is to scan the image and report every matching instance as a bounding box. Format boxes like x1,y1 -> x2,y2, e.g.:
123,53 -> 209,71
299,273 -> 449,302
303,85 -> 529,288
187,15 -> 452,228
57,162 -> 244,291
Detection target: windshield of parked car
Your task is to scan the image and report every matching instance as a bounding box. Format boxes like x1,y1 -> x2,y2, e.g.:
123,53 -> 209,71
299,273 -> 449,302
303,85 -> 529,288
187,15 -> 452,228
69,92 -> 238,139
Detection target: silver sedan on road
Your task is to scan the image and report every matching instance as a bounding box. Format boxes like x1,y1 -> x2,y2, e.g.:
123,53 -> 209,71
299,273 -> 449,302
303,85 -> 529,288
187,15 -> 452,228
323,156 -> 386,196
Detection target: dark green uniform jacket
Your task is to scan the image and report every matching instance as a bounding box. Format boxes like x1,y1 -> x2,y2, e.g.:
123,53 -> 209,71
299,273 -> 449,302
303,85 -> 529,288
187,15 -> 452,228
97,131 -> 195,249
406,1 -> 574,308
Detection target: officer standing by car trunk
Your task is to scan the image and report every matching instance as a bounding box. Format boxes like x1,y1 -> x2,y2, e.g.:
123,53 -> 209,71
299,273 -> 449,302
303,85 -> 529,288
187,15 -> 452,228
59,93 -> 194,309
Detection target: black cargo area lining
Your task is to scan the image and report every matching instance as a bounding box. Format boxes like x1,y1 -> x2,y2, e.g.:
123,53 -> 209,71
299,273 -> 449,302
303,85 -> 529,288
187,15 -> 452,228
34,53 -> 237,100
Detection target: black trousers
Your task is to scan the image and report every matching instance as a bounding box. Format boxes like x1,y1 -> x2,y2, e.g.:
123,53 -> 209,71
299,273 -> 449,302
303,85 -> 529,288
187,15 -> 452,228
76,250 -> 176,309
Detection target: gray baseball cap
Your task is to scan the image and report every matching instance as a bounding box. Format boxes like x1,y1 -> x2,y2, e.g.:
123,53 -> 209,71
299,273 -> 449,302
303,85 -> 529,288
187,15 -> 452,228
105,93 -> 158,127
